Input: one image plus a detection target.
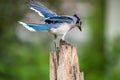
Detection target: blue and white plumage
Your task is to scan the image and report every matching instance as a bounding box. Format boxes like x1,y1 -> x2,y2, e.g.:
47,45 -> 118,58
18,1 -> 82,48
29,1 -> 57,18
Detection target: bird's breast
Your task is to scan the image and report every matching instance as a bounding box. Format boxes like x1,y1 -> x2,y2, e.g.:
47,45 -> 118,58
50,23 -> 72,35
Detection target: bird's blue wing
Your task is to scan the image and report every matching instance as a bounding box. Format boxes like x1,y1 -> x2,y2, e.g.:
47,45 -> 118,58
45,16 -> 73,23
29,1 -> 57,18
18,21 -> 59,31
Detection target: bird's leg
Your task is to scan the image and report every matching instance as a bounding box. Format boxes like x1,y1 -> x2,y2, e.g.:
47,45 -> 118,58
54,34 -> 57,49
61,32 -> 70,45
62,32 -> 67,41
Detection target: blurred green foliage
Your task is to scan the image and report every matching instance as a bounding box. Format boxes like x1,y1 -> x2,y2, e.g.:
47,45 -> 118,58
0,0 -> 120,80
80,0 -> 106,80
0,0 -> 49,80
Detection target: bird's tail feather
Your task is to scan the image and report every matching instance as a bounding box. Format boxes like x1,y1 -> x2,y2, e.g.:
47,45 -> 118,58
18,21 -> 50,31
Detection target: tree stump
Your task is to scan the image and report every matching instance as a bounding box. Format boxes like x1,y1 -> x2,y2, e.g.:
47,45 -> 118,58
50,40 -> 84,80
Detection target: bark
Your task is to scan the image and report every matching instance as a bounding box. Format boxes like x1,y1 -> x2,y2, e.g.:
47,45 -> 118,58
50,40 -> 84,80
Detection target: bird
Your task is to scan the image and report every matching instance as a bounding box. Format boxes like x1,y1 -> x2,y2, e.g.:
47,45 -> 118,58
18,1 -> 82,48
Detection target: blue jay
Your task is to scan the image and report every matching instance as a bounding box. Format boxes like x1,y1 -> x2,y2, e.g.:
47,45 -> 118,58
18,1 -> 82,48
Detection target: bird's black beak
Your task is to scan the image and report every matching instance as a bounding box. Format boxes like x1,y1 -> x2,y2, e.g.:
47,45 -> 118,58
78,21 -> 82,31
78,25 -> 82,31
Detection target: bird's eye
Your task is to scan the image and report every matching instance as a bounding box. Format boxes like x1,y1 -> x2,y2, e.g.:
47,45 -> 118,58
76,20 -> 79,24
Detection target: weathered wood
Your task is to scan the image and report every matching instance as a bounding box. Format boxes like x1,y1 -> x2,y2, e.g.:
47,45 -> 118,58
50,40 -> 84,80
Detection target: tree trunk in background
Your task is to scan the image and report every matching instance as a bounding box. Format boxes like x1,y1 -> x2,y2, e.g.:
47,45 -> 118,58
50,40 -> 84,80
83,0 -> 107,80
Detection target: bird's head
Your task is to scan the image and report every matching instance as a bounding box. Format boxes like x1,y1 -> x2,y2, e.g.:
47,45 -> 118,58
73,14 -> 82,31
